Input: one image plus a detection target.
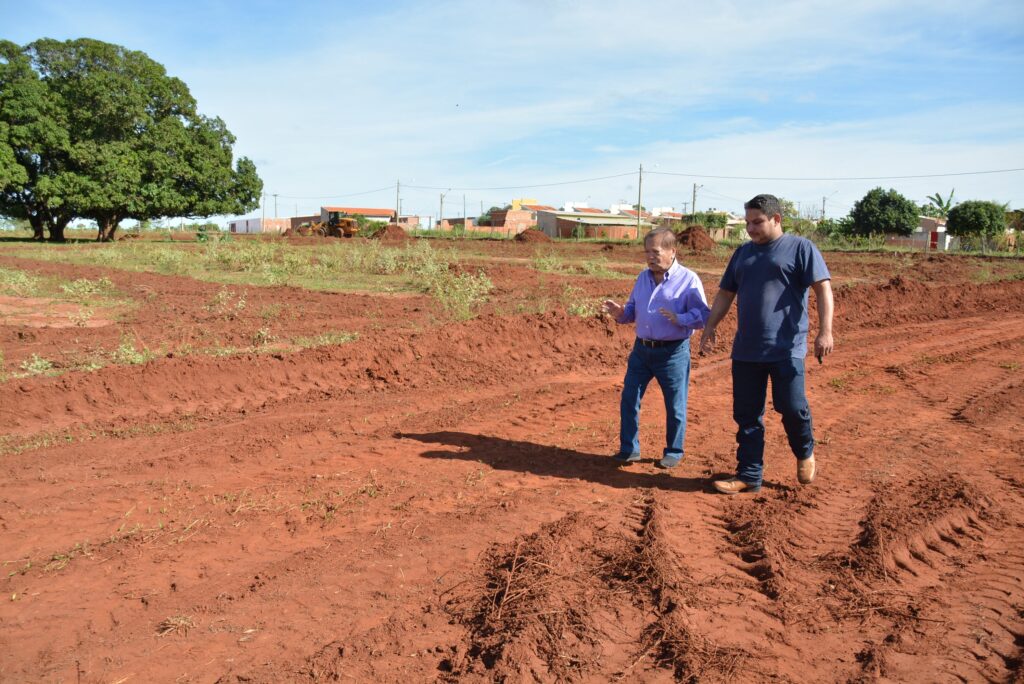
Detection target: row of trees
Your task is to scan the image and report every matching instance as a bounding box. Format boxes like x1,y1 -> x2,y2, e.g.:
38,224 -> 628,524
0,38 -> 261,241
812,187 -> 1014,241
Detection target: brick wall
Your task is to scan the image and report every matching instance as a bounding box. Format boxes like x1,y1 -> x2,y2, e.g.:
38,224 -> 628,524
290,215 -> 320,230
555,218 -> 638,240
490,209 -> 535,235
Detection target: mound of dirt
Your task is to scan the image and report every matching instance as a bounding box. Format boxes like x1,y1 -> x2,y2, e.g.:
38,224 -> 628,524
372,223 -> 409,242
675,225 -> 716,252
514,229 -> 551,243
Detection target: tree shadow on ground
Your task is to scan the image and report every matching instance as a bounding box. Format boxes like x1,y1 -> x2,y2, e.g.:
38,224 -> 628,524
399,430 -> 728,494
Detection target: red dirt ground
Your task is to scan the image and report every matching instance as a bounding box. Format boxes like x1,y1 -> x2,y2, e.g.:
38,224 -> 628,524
1,240 -> 1023,683
514,229 -> 551,243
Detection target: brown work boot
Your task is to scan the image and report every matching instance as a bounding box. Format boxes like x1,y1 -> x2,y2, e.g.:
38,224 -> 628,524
713,477 -> 761,495
797,454 -> 816,484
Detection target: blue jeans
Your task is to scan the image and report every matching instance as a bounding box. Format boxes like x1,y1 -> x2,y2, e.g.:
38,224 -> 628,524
732,358 -> 815,486
619,338 -> 691,460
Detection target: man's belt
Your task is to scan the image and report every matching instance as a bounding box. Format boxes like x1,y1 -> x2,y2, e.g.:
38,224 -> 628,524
637,337 -> 682,348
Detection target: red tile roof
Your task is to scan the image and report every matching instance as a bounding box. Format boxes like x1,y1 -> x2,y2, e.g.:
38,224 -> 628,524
322,207 -> 396,217
522,204 -> 557,212
574,207 -> 608,214
660,212 -> 683,219
620,209 -> 652,218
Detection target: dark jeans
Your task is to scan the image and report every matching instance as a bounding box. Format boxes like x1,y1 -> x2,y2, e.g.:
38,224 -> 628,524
619,338 -> 691,460
732,358 -> 815,486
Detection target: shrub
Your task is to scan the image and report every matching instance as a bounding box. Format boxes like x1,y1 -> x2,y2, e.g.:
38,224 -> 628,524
0,267 -> 42,297
20,354 -> 54,375
947,201 -> 1007,239
850,187 -> 919,236
561,285 -> 599,316
428,271 -> 493,320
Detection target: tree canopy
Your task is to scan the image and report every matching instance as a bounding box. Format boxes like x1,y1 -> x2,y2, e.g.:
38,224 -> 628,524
946,200 -> 1007,238
0,38 -> 261,241
849,187 -> 919,236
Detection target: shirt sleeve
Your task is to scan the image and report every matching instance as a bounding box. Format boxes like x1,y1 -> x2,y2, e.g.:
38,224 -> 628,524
800,240 -> 831,287
719,248 -> 740,292
618,280 -> 638,324
674,272 -> 711,329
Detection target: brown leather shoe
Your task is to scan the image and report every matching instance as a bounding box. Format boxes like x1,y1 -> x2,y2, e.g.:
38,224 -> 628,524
797,454 -> 816,484
713,477 -> 761,495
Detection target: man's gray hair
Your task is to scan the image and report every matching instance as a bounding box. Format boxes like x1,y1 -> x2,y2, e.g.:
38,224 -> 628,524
644,227 -> 677,249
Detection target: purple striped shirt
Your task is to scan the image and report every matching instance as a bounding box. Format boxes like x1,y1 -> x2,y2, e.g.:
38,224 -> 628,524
617,260 -> 710,341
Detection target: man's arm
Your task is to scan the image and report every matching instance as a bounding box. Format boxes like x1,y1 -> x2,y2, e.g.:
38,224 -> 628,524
811,278 -> 834,362
658,275 -> 711,329
602,285 -> 637,324
698,289 -> 736,355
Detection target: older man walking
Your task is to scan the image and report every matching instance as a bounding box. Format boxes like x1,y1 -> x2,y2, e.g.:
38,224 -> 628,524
700,194 -> 834,493
603,228 -> 711,468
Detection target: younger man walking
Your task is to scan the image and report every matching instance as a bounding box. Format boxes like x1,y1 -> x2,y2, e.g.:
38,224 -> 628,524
700,194 -> 833,493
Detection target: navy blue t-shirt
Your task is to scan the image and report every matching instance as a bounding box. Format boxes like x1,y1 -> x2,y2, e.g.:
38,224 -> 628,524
719,233 -> 830,362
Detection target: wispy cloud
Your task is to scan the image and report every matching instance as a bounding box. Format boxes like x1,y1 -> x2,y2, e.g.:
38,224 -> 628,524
2,0 -> 1023,217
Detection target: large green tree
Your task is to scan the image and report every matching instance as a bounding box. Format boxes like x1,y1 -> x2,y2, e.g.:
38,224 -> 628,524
849,187 -> 919,236
946,200 -> 1007,239
0,38 -> 261,241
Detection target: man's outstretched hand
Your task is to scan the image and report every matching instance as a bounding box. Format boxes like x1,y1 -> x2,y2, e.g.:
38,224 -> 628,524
602,299 -> 624,318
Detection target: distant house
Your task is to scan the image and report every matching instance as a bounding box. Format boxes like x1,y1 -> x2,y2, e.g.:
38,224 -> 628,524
615,208 -> 654,221
397,215 -> 422,229
490,204 -> 557,235
885,216 -> 958,251
536,210 -> 646,240
320,206 -> 396,223
228,218 -> 290,234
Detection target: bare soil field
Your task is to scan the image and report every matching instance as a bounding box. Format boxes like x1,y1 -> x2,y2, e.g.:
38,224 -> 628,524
1,237 -> 1023,683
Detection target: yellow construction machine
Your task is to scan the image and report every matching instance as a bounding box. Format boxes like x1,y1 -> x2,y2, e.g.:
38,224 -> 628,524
321,212 -> 359,238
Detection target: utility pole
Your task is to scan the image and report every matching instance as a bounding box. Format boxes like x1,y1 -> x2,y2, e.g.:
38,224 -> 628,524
822,196 -> 827,220
463,194 -> 466,234
692,183 -> 702,217
439,188 -> 450,230
273,193 -> 278,218
261,192 -> 266,227
636,164 -> 643,237
395,180 -> 400,224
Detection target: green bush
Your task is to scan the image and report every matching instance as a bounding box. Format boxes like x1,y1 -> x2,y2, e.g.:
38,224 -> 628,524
428,271 -> 493,320
850,187 -> 919,236
947,201 -> 1007,239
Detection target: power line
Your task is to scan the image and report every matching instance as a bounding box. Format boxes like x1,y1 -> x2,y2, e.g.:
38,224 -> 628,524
647,167 -> 1024,181
272,184 -> 397,200
403,171 -> 636,192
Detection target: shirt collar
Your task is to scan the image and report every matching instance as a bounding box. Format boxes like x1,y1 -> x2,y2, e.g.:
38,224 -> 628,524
650,258 -> 680,282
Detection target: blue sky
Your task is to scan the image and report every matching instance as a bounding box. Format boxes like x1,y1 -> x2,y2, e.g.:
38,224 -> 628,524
3,0 -> 1023,222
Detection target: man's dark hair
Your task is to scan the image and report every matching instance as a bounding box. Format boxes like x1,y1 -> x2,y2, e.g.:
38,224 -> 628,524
745,194 -> 783,219
644,227 -> 676,249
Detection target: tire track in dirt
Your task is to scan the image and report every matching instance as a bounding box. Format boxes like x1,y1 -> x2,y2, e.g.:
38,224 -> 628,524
826,475 -> 1024,683
436,494 -> 744,681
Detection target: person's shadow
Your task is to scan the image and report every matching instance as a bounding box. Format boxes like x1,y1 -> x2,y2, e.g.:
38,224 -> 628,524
399,431 -> 721,493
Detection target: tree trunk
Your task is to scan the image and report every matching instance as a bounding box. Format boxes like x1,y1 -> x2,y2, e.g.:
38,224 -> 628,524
48,221 -> 68,242
29,215 -> 45,241
97,216 -> 122,242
